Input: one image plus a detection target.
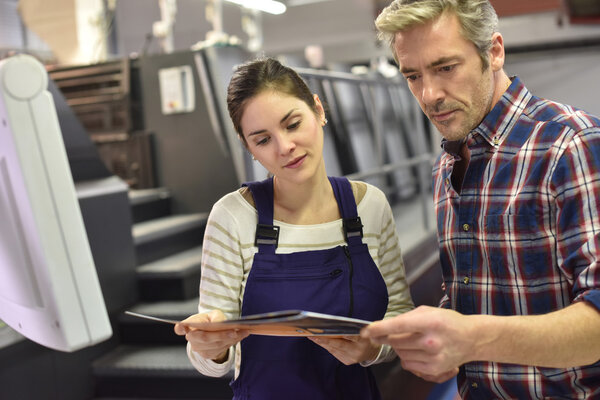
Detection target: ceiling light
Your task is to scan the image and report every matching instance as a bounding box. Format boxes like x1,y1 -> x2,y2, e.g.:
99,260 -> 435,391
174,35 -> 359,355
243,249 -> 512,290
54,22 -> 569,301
286,0 -> 332,6
224,0 -> 287,15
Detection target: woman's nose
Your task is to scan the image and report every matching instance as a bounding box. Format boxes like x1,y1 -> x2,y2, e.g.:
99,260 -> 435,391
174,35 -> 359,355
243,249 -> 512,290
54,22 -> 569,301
277,134 -> 296,155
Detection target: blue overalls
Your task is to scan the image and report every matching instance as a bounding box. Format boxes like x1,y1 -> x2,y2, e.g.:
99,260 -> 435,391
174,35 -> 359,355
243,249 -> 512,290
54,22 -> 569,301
230,176 -> 389,399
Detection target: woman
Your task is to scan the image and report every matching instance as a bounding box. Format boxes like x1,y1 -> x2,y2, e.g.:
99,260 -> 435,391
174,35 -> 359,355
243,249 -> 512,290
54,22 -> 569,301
174,58 -> 413,399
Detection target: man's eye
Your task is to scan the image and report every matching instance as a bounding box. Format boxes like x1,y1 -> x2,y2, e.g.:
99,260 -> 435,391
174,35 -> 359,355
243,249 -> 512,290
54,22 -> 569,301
440,65 -> 454,72
405,74 -> 419,82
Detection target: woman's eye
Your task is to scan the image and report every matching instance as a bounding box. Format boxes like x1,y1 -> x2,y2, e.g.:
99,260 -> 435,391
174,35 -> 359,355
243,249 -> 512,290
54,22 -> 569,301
256,137 -> 269,146
287,121 -> 301,130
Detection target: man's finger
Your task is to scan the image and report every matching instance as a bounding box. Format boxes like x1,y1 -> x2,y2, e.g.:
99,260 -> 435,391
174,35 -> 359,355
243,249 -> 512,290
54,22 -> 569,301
362,306 -> 441,338
393,348 -> 432,363
361,315 -> 415,338
367,331 -> 420,349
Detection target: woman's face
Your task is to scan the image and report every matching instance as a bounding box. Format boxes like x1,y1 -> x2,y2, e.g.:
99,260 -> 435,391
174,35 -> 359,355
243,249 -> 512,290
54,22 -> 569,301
240,90 -> 326,184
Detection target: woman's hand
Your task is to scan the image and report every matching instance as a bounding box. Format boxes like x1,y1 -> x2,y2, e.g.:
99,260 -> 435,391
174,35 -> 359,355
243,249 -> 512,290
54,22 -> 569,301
174,310 -> 249,363
308,335 -> 381,365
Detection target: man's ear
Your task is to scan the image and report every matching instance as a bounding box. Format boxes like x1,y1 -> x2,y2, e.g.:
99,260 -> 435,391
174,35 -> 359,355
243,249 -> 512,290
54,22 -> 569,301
489,32 -> 505,72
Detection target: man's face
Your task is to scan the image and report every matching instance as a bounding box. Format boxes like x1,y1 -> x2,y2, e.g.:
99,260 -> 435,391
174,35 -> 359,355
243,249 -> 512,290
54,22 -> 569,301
393,13 -> 495,142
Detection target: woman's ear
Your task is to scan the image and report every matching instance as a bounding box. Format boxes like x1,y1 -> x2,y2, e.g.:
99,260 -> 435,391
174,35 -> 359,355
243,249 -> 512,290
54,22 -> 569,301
313,94 -> 325,122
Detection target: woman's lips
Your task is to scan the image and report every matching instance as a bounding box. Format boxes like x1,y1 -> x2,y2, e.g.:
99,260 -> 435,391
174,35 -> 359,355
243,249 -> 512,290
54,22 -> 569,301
285,155 -> 306,168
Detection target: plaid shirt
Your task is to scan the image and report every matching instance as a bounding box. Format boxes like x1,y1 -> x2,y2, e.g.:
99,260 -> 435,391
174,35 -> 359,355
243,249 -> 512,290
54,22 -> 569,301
433,77 -> 600,399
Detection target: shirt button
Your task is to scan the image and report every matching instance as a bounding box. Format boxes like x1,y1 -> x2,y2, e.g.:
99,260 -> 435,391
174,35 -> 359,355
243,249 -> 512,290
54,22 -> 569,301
445,177 -> 450,185
463,276 -> 470,285
471,381 -> 478,389
462,223 -> 470,231
493,137 -> 499,146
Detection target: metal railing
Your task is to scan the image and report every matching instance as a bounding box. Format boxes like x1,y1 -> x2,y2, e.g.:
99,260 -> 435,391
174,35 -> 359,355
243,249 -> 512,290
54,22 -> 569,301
295,67 -> 436,230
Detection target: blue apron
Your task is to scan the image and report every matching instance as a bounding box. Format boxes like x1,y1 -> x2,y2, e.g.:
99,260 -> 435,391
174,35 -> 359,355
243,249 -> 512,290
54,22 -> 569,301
231,176 -> 388,400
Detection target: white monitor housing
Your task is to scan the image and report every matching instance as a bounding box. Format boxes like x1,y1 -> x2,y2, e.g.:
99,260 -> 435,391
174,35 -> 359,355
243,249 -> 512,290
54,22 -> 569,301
0,54 -> 112,352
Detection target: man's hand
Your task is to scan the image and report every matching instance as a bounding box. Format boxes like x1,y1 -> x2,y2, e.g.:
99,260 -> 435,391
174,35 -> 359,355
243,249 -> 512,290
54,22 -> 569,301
361,306 -> 471,381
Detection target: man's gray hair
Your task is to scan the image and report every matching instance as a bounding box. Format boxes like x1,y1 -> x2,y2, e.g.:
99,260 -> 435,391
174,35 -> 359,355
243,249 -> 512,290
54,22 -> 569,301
375,0 -> 498,69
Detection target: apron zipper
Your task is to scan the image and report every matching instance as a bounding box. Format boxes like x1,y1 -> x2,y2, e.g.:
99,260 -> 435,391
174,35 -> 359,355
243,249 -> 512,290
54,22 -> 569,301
252,269 -> 344,280
343,246 -> 354,317
330,268 -> 343,277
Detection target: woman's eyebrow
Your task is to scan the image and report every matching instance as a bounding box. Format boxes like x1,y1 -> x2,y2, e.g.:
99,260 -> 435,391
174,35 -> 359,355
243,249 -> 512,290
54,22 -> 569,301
248,109 -> 297,137
279,109 -> 296,123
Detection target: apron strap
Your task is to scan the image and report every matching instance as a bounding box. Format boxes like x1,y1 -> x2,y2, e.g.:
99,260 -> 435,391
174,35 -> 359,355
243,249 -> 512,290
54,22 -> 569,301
245,176 -> 364,252
328,176 -> 364,246
243,178 -> 279,254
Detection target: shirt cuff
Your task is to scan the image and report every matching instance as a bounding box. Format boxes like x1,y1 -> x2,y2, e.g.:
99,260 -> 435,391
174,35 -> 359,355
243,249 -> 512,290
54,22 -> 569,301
580,289 -> 600,312
187,342 -> 234,377
360,343 -> 396,367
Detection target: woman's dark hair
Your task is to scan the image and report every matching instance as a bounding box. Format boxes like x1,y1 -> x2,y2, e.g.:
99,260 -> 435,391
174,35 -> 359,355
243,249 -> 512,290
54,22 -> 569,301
227,58 -> 318,146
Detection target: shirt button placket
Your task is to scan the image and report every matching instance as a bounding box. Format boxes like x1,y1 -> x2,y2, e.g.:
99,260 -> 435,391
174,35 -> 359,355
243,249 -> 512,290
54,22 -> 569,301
459,221 -> 473,313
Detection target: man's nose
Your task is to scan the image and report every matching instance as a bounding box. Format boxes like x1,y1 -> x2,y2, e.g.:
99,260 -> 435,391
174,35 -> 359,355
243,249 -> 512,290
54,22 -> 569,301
421,75 -> 444,107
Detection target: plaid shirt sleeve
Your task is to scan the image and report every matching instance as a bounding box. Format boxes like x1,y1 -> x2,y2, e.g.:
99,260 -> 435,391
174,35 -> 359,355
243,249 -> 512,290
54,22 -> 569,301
433,76 -> 600,399
552,124 -> 600,311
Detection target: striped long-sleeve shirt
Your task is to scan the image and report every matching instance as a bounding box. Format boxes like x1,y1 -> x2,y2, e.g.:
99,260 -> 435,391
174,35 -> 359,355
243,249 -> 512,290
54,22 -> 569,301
187,181 -> 414,378
434,76 -> 600,399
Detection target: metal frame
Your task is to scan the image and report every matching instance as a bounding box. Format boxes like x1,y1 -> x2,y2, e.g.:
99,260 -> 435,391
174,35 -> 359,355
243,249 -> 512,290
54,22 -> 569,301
295,67 -> 435,230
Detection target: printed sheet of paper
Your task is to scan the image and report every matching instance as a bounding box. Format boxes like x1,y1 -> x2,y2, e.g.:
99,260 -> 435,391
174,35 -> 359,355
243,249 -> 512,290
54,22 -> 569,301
125,309 -> 372,337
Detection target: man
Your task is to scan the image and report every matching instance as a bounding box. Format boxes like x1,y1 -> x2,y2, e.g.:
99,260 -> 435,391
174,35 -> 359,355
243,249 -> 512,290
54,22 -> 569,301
361,1 -> 600,398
